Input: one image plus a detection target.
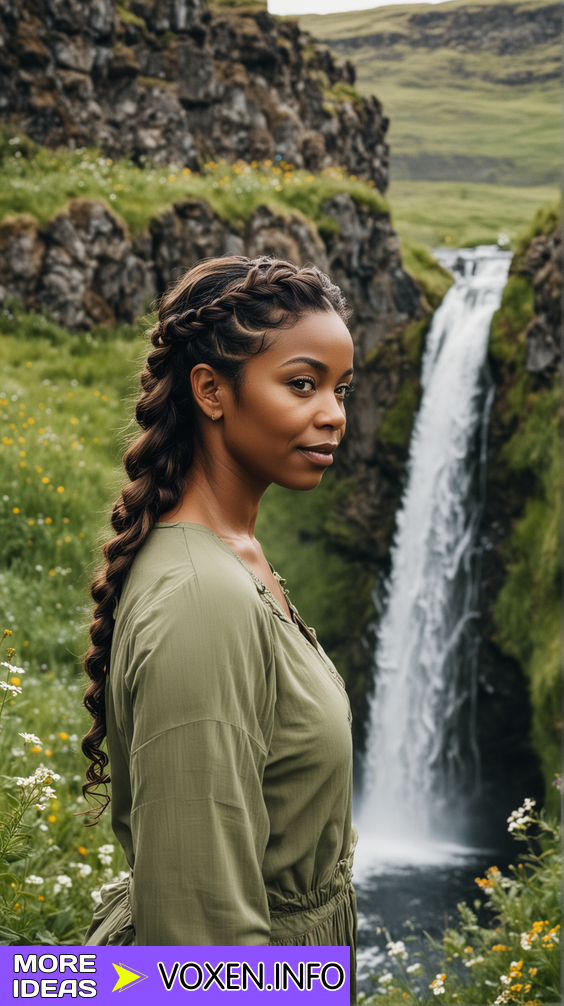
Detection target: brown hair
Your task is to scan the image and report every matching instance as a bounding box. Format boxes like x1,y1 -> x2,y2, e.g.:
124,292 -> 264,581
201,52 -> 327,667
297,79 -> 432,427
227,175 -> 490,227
81,255 -> 350,818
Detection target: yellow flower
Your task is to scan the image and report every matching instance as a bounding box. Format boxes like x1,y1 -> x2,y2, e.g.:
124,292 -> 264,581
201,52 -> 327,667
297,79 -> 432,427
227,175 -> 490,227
57,486 -> 65,494
11,677 -> 20,686
41,476 -> 49,484
38,895 -> 45,901
45,749 -> 52,756
92,437 -> 99,443
31,746 -> 41,753
78,846 -> 88,856
3,630 -> 13,637
28,519 -> 34,526
59,732 -> 69,741
12,507 -> 20,514
28,417 -> 34,424
45,517 -> 52,524
26,361 -> 32,367
70,417 -> 79,425
492,945 -> 511,951
48,815 -> 57,823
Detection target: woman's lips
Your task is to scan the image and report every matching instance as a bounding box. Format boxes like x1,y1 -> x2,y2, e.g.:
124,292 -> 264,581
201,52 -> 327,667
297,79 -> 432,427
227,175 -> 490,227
297,448 -> 334,466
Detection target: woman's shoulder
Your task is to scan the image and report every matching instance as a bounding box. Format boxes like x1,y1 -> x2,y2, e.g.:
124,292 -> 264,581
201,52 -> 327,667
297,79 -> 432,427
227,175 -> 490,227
117,522 -> 265,626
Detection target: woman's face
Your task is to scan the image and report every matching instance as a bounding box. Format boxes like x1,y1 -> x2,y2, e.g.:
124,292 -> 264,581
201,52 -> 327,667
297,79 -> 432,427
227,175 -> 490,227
219,310 -> 355,491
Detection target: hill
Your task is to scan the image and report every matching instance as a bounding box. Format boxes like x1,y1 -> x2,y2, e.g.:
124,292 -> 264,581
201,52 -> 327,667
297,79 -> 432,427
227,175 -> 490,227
298,0 -> 561,188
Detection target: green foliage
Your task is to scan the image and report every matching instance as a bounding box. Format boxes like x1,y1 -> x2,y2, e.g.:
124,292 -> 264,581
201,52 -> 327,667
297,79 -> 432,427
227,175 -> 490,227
0,130 -> 387,237
493,384 -> 561,809
487,206 -> 562,811
116,3 -> 147,29
255,474 -> 375,686
377,379 -> 420,452
323,81 -> 364,109
359,803 -> 561,1005
400,242 -> 454,310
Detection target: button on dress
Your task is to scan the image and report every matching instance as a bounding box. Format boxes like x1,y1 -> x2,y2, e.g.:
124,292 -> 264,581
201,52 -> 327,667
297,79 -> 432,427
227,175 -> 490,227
84,522 -> 357,1002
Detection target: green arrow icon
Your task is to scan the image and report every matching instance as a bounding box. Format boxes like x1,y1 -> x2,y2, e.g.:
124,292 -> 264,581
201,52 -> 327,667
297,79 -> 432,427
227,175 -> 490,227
112,962 -> 148,992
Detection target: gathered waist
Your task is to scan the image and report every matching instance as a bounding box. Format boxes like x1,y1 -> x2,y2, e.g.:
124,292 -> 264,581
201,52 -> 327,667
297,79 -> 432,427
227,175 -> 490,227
84,827 -> 357,949
267,828 -> 357,943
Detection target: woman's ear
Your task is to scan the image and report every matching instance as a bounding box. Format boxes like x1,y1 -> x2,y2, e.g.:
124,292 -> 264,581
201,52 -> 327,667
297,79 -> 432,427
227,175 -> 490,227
190,364 -> 223,421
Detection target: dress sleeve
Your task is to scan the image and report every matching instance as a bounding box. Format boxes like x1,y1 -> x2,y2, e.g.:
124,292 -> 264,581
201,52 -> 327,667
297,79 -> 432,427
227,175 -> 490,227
123,570 -> 275,946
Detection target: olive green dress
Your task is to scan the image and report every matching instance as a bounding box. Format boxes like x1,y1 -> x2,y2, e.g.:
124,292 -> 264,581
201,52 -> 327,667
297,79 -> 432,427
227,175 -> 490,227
85,522 -> 357,1001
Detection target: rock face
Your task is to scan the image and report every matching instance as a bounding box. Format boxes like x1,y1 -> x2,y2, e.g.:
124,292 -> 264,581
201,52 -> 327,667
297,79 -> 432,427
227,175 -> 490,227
0,0 -> 389,188
475,220 -> 562,824
523,227 -> 562,374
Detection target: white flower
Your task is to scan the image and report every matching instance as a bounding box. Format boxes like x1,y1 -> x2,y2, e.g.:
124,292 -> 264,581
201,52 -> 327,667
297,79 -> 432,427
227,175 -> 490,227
91,889 -> 102,904
433,989 -> 445,996
0,681 -> 21,695
507,799 -> 536,832
406,963 -> 422,974
53,874 -> 72,894
0,661 -> 25,674
464,957 -> 484,967
98,844 -> 114,855
378,973 -> 393,985
19,732 -> 42,747
386,940 -> 408,960
26,875 -> 44,886
520,933 -> 532,950
78,863 -> 93,878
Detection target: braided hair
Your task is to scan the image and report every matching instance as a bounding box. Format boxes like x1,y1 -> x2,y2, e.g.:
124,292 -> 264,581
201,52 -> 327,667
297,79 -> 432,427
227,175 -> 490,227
82,255 -> 350,818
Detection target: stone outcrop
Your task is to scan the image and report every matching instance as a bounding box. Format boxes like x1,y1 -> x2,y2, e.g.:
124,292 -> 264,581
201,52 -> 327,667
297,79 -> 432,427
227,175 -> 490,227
475,218 -> 562,820
523,227 -> 562,374
0,0 -> 389,188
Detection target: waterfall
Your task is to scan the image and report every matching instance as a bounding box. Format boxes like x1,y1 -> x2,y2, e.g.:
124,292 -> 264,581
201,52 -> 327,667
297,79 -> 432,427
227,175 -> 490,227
357,246 -> 513,867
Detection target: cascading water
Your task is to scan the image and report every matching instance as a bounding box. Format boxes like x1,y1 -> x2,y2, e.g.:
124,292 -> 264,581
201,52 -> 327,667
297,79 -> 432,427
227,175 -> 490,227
357,246 -> 513,868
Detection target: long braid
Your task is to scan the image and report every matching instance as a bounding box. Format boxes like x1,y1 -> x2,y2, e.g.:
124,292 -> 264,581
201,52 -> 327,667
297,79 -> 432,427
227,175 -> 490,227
81,255 -> 350,819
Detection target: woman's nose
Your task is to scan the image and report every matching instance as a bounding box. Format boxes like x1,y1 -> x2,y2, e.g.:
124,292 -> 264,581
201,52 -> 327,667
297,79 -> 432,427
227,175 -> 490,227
315,393 -> 346,430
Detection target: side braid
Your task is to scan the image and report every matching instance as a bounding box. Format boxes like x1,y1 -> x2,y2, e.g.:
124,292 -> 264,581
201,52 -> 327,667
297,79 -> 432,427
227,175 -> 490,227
81,255 -> 350,819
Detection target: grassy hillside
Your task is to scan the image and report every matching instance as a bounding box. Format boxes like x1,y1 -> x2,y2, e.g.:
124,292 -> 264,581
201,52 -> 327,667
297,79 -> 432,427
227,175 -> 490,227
298,0 -> 561,188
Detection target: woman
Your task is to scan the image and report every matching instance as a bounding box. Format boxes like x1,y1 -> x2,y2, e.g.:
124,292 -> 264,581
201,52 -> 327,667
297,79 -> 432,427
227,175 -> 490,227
82,255 -> 358,998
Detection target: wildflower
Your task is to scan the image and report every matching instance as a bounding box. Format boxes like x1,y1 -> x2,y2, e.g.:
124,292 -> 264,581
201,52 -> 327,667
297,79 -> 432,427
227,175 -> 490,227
429,974 -> 446,996
406,963 -> 422,973
464,957 -> 484,967
507,799 -> 536,832
91,890 -> 102,904
19,733 -> 42,747
78,846 -> 88,856
1,661 -> 25,674
386,940 -> 408,960
1,681 -> 22,695
3,630 -> 13,637
78,863 -> 92,878
59,732 -> 69,740
48,815 -> 57,823
378,974 -> 393,985
492,945 -> 512,952
53,874 -> 72,894
98,843 -> 114,866
26,875 -> 44,885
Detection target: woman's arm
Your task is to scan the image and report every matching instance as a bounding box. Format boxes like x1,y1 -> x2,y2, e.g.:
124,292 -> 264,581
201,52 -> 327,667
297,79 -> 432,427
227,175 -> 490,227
123,572 -> 275,946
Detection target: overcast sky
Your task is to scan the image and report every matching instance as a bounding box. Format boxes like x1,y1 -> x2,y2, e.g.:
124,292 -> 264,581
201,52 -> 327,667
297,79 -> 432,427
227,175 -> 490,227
268,0 -> 451,16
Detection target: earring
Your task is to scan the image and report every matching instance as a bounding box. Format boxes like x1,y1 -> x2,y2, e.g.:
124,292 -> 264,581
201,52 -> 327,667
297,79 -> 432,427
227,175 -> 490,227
212,411 -> 216,421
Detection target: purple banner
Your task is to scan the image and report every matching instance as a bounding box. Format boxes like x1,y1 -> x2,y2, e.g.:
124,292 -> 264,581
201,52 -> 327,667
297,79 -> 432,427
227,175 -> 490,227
2,947 -> 349,1003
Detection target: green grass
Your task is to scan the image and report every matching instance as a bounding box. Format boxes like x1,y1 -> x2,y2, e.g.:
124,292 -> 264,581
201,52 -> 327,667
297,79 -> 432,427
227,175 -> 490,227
0,131 -> 387,238
388,180 -> 560,250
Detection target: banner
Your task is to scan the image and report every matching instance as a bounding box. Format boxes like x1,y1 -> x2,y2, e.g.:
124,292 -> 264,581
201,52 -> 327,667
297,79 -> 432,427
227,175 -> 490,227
2,947 -> 349,1003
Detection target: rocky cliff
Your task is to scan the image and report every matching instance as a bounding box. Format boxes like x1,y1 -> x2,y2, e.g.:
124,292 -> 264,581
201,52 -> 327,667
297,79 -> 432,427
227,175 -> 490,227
478,209 -> 562,814
0,0 -> 389,187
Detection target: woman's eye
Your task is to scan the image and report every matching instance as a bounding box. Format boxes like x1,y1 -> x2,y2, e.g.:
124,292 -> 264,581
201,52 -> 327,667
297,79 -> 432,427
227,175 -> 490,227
336,382 -> 355,399
290,377 -> 315,393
